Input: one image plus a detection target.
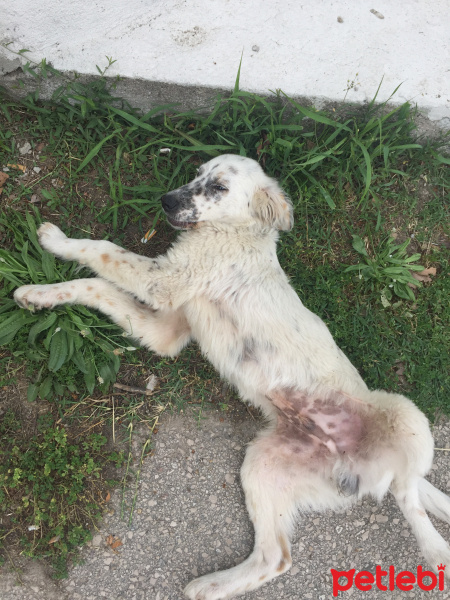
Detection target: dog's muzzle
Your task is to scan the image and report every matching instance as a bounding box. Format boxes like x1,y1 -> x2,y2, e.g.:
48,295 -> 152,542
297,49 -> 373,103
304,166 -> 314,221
161,192 -> 179,213
161,191 -> 197,230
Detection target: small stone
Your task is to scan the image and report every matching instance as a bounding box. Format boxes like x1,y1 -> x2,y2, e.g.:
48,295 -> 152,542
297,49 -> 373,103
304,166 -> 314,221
19,142 -> 32,155
370,8 -> 384,19
33,166 -> 41,173
401,529 -> 410,537
376,515 -> 388,523
252,45 -> 260,52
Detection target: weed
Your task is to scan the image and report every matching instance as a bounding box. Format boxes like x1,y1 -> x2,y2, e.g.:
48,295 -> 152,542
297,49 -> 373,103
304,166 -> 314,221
344,235 -> 424,302
0,409 -> 123,575
0,210 -> 138,401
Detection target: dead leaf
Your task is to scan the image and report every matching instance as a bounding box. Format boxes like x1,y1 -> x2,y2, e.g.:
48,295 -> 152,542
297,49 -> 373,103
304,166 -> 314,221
106,534 -> 123,552
395,362 -> 405,376
145,373 -> 159,391
408,267 -> 437,288
0,172 -> 9,186
394,360 -> 406,385
256,133 -> 270,167
7,163 -> 26,172
105,492 -> 111,503
48,535 -> 60,544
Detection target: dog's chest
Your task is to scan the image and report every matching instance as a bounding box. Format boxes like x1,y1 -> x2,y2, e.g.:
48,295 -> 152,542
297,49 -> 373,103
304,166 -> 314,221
184,292 -> 264,374
185,295 -> 240,350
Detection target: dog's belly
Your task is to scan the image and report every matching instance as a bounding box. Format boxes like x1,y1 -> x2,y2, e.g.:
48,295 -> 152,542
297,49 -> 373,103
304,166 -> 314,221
184,295 -> 367,405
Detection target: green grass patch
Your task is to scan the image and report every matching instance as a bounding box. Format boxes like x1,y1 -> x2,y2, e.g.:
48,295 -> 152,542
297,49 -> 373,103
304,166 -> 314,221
0,409 -> 124,577
0,210 -> 136,402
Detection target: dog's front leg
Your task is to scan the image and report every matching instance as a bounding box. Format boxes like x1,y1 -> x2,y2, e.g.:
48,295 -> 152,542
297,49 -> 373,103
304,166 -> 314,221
37,222 -> 183,308
14,278 -> 192,357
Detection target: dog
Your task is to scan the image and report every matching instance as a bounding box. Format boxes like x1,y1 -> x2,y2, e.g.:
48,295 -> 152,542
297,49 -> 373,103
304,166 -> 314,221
14,154 -> 450,599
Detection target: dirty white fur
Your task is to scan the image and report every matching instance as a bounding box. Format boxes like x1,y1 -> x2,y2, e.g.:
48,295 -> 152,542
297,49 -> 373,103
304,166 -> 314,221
14,155 -> 450,599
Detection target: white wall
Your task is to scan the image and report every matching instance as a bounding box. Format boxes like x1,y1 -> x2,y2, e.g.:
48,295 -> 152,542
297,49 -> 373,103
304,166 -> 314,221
1,0 -> 449,128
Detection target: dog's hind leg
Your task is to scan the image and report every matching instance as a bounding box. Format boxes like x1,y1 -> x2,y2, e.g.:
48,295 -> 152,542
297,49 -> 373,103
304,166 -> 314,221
185,430 -> 302,600
419,478 -> 450,525
392,477 -> 450,572
14,278 -> 191,357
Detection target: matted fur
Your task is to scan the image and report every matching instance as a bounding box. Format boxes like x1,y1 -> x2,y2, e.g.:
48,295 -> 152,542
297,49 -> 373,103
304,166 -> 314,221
14,155 -> 450,599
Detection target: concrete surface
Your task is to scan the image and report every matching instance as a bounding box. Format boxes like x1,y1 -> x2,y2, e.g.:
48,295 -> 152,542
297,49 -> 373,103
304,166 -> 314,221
1,404 -> 450,600
1,0 -> 450,131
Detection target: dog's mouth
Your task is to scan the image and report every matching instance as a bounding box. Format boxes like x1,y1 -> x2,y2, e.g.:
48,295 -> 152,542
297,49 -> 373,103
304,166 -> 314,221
166,215 -> 197,230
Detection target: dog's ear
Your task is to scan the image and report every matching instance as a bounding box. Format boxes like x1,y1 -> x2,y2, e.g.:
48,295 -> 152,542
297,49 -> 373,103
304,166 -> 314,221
251,181 -> 294,231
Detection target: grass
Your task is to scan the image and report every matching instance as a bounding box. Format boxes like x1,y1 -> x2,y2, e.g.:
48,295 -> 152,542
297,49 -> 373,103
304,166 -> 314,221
0,409 -> 124,577
0,62 -> 449,575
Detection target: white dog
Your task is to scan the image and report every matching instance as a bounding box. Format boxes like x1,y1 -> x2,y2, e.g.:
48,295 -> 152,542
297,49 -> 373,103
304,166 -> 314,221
14,155 -> 450,599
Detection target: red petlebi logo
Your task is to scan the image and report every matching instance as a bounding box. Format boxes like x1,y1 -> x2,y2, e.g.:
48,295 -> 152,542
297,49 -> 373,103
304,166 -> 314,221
331,564 -> 445,596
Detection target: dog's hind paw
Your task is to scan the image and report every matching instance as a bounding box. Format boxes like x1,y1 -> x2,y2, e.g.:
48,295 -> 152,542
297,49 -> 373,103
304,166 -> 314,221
184,574 -> 239,600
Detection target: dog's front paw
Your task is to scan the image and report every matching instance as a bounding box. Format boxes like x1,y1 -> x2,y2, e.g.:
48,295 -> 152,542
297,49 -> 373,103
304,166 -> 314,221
38,222 -> 68,255
14,284 -> 69,310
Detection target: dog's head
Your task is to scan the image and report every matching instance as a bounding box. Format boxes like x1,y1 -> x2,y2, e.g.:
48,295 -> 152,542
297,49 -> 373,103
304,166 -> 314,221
161,155 -> 293,231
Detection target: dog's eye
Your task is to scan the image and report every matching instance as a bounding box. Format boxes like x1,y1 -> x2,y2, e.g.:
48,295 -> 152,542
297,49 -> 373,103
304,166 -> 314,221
213,184 -> 228,192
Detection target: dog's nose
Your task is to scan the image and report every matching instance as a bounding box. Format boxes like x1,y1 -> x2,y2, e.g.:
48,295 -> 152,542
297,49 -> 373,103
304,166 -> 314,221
161,193 -> 179,212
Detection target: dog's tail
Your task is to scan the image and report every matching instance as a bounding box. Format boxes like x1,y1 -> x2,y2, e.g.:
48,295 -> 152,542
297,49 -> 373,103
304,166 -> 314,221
419,478 -> 450,524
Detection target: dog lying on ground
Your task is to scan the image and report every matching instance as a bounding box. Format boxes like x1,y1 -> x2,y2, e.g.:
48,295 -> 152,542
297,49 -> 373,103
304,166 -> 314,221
14,154 -> 450,599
